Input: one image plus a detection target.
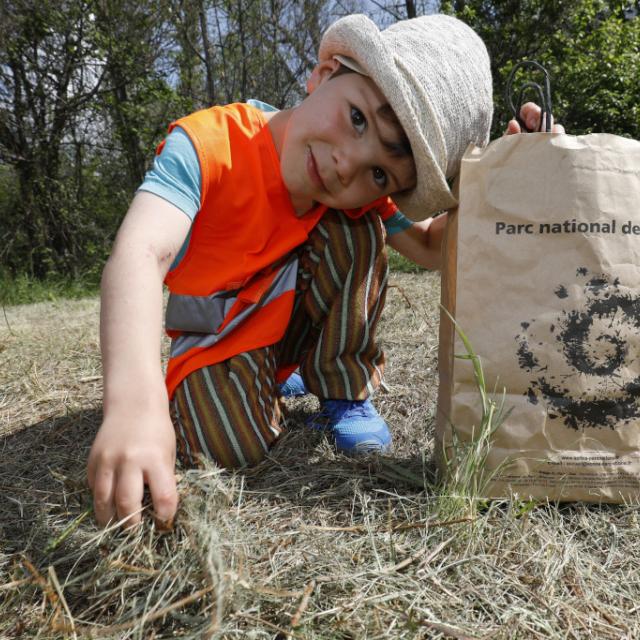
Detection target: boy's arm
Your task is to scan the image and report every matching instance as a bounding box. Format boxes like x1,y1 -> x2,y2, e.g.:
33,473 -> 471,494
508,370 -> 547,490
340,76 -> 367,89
87,191 -> 191,528
386,212 -> 447,270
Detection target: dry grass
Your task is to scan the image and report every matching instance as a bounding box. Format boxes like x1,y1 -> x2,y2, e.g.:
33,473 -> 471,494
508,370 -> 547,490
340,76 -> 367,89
1,273 -> 640,639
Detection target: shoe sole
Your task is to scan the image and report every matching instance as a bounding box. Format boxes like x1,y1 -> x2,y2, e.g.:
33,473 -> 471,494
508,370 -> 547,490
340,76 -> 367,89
337,440 -> 390,456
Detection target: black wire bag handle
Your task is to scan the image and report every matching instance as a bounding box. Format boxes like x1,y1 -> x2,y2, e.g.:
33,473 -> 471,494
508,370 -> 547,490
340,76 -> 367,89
505,60 -> 553,133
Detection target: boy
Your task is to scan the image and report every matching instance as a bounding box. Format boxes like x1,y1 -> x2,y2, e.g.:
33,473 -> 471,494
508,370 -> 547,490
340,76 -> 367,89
87,13 -> 495,528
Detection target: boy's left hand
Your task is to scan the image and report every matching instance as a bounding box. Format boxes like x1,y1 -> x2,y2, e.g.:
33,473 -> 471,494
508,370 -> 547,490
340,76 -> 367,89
505,102 -> 565,135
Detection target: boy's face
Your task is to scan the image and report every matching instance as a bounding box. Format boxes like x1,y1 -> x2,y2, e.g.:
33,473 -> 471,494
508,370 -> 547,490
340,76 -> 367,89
273,60 -> 416,214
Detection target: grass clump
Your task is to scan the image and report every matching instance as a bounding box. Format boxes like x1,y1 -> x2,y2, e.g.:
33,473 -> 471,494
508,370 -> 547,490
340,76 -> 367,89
436,312 -> 510,521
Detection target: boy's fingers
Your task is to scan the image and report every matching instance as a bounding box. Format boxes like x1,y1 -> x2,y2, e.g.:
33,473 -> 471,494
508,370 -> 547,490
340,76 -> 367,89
146,467 -> 179,530
92,466 -> 117,527
505,119 -> 521,135
504,103 -> 541,136
510,103 -> 564,134
519,102 -> 542,131
115,464 -> 145,528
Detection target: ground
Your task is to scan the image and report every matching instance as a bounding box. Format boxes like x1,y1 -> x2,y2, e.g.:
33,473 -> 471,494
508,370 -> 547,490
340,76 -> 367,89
1,272 -> 639,639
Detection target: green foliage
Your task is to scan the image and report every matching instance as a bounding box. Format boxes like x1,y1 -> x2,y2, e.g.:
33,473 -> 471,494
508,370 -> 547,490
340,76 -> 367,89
443,0 -> 640,138
0,268 -> 100,306
551,2 -> 640,138
0,165 -> 18,262
0,151 -> 119,280
387,247 -> 428,273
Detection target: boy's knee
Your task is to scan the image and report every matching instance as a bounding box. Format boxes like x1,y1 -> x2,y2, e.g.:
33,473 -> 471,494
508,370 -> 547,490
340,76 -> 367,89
171,366 -> 284,470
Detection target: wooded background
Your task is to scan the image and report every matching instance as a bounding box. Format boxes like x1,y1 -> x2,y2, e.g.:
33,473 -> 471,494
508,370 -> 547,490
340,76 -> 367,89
1,0 -> 639,283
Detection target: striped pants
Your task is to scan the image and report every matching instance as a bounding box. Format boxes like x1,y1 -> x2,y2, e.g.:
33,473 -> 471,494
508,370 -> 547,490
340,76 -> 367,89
171,210 -> 389,468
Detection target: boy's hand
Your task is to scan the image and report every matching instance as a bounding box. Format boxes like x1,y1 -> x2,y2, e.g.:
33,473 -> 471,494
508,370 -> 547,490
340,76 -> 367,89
87,402 -> 178,528
506,102 -> 565,135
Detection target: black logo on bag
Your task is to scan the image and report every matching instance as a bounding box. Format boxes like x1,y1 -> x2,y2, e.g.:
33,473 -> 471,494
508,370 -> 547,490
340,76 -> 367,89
515,268 -> 640,430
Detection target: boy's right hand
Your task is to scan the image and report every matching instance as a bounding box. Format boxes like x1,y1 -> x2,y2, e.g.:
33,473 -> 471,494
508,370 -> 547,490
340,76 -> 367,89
87,403 -> 178,528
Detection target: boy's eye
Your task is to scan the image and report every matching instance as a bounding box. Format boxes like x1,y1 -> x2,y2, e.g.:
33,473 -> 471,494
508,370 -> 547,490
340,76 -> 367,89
351,106 -> 366,133
373,167 -> 387,189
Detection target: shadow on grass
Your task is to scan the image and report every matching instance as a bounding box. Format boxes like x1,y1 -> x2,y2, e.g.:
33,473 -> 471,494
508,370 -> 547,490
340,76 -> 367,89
0,405 -> 439,640
0,404 -> 437,559
0,408 -> 101,557
3,405 -> 622,560
239,405 -> 439,506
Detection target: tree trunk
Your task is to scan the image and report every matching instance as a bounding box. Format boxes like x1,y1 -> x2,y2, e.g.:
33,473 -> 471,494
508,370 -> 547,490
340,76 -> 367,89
406,0 -> 416,18
108,63 -> 147,192
199,0 -> 216,104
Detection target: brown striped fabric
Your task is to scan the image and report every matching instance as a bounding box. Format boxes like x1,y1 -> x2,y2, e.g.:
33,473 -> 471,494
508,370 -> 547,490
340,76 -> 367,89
172,347 -> 282,468
278,209 -> 388,400
171,209 -> 388,468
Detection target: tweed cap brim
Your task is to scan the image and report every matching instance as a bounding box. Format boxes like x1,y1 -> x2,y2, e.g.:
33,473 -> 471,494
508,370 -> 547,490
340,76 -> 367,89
319,14 -> 492,220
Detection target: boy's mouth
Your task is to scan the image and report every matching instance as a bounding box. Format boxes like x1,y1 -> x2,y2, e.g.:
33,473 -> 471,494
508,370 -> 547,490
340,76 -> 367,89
307,147 -> 327,192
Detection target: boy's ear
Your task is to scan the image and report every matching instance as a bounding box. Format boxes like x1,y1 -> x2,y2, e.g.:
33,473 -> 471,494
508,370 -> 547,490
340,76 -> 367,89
306,58 -> 341,94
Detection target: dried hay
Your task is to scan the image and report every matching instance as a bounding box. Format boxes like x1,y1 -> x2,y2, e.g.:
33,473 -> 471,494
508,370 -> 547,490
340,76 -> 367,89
1,273 -> 639,639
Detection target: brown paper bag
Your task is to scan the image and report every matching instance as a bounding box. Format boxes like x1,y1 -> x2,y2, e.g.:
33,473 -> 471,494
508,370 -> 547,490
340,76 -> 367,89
437,132 -> 640,503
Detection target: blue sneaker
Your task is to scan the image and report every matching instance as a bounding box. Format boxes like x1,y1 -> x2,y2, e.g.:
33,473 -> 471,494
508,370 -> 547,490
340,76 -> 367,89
278,372 -> 308,398
308,398 -> 391,455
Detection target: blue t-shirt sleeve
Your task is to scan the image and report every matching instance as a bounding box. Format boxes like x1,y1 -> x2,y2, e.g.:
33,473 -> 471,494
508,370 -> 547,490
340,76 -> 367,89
384,210 -> 413,236
246,98 -> 279,113
137,127 -> 201,221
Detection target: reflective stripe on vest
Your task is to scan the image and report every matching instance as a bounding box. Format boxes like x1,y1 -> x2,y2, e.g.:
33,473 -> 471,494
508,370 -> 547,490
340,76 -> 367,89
167,254 -> 298,358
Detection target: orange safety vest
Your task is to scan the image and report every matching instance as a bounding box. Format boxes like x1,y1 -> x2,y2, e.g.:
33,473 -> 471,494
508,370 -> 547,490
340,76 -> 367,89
162,103 -> 396,399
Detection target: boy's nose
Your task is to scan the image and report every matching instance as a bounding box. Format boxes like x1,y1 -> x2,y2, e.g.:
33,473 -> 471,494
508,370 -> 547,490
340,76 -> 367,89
332,143 -> 364,186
